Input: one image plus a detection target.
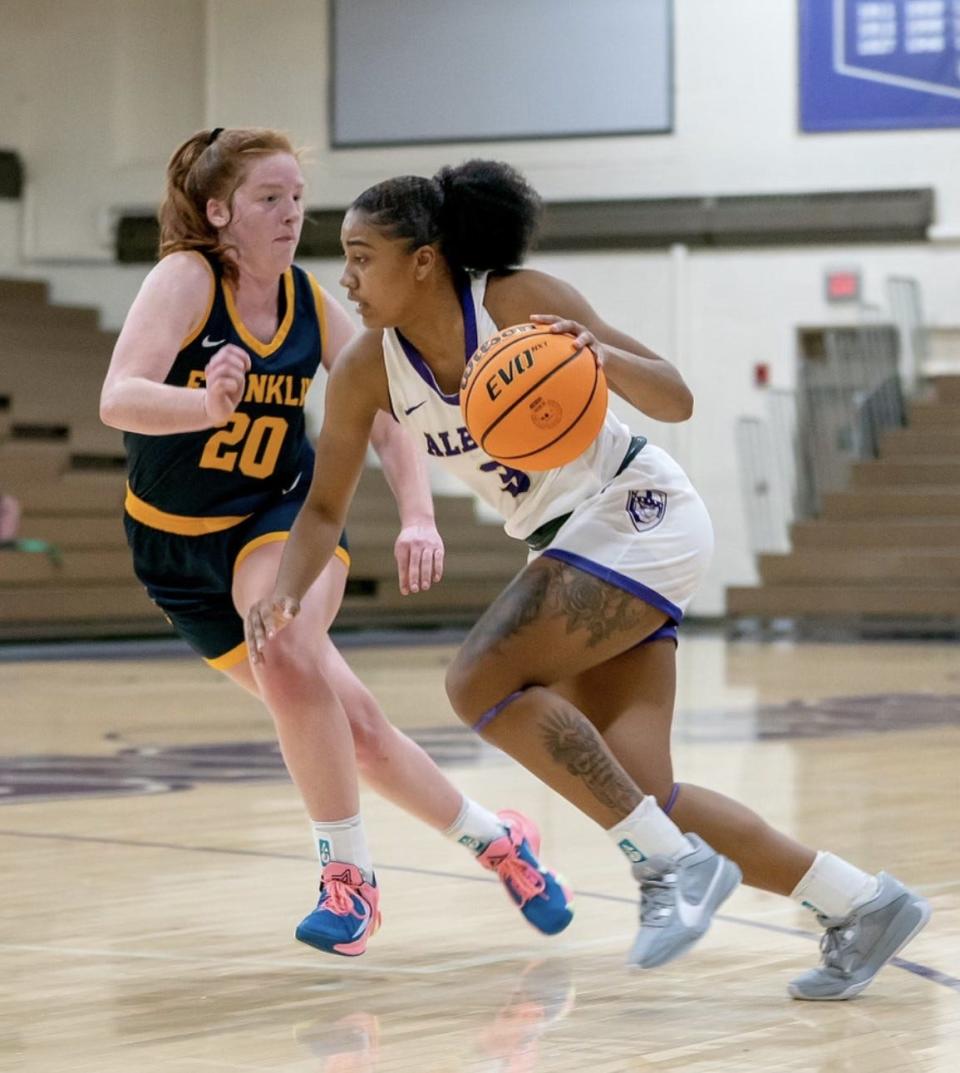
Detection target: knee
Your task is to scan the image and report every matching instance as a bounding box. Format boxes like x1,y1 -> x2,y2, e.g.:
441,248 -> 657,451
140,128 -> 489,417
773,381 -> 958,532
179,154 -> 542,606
446,631 -> 536,726
446,664 -> 543,734
444,654 -> 489,724
253,633 -> 315,703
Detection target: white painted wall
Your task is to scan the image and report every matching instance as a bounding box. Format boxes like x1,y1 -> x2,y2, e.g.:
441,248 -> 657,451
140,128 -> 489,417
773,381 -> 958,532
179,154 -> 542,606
0,0 -> 205,261
3,0 -> 960,614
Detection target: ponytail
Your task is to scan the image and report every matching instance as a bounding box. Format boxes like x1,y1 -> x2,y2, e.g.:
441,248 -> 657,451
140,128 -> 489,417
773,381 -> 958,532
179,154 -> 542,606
350,159 -> 541,273
434,159 -> 541,272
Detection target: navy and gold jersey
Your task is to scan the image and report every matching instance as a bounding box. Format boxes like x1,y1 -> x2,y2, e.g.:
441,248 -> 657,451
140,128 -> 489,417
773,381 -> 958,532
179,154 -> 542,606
123,253 -> 326,532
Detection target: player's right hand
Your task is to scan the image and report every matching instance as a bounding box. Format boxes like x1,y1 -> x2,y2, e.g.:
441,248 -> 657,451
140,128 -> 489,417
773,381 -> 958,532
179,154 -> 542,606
203,344 -> 251,425
245,593 -> 300,664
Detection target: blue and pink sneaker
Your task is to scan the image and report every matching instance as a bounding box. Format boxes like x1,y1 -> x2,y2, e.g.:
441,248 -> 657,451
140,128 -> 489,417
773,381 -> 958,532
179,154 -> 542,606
477,810 -> 574,936
295,861 -> 382,957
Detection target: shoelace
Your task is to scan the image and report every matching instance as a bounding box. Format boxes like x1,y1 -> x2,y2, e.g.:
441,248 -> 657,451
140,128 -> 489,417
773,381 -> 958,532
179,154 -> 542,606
818,917 -> 857,973
495,851 -> 546,907
638,871 -> 678,926
320,878 -> 360,917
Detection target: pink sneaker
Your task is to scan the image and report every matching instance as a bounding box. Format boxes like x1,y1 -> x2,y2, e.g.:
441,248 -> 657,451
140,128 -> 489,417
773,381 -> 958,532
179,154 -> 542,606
476,810 -> 574,936
295,862 -> 381,957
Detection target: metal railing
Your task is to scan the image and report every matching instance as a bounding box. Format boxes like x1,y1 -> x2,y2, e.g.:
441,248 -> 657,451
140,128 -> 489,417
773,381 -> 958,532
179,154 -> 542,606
736,324 -> 907,554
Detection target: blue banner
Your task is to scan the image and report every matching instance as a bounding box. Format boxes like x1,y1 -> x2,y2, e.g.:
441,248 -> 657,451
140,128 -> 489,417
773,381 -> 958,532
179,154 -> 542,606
800,0 -> 960,130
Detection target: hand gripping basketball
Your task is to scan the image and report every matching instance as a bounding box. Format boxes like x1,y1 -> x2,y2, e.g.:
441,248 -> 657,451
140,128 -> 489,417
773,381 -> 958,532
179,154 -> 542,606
460,321 -> 607,472
529,314 -> 605,363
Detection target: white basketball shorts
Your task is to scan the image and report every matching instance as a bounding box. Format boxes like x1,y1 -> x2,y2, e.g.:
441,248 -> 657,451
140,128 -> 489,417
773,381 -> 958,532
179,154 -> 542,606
531,444 -> 714,632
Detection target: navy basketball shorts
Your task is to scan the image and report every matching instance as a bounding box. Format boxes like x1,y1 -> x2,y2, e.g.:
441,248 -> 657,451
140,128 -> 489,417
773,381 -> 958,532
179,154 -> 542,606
125,485 -> 349,671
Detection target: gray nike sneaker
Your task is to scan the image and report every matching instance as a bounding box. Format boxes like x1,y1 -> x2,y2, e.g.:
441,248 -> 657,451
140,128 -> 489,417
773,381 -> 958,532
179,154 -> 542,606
788,872 -> 931,1001
627,834 -> 742,969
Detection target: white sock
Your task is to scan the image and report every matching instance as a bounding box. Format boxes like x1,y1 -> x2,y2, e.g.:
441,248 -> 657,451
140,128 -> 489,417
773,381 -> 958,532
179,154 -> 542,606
443,796 -> 507,854
608,796 -> 693,863
791,851 -> 880,919
310,814 -> 374,882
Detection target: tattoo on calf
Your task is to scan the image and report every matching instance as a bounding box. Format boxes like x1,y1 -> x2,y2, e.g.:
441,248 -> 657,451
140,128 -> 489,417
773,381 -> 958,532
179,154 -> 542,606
540,706 -> 639,815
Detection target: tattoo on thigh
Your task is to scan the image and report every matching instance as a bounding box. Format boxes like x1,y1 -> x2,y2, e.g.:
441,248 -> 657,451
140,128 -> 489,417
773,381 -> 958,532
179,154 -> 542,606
550,566 -> 651,646
540,705 -> 640,815
462,559 -> 656,666
460,564 -> 552,661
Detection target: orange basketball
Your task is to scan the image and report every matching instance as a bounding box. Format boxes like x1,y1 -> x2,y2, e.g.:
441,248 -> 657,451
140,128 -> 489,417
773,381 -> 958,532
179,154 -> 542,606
460,322 -> 607,471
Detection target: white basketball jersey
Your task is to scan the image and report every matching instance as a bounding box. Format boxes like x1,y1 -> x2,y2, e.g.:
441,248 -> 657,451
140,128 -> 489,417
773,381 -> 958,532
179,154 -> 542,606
381,272 -> 633,540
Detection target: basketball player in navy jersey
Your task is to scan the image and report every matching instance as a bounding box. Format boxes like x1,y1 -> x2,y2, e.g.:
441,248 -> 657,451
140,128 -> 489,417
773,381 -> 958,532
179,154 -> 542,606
248,159 -> 930,997
100,130 -> 573,959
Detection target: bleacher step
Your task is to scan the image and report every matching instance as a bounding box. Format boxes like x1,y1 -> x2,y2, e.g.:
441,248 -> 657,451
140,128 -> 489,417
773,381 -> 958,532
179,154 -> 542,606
791,518 -> 960,548
758,548 -> 960,584
822,488 -> 960,519
880,428 -> 960,457
851,459 -> 960,486
727,584 -> 960,616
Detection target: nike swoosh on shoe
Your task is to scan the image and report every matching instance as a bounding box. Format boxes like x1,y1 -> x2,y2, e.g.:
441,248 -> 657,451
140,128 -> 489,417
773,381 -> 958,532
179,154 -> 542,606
674,862 -> 726,929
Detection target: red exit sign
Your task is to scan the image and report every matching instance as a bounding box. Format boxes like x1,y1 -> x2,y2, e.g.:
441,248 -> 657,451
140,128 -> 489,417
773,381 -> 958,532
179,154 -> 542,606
825,269 -> 861,302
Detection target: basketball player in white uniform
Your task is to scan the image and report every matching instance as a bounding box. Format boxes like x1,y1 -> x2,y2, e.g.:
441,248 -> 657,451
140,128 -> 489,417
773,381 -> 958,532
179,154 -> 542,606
247,160 -> 930,997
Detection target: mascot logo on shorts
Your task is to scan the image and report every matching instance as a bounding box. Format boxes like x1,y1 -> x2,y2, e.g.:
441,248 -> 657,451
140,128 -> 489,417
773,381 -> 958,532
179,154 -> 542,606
627,489 -> 667,532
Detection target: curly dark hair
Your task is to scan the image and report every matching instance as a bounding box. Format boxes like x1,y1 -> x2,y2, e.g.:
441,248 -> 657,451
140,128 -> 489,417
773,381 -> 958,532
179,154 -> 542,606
349,159 -> 541,273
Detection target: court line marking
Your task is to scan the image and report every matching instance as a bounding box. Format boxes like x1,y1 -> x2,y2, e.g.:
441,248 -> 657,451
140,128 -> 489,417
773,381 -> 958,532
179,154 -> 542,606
0,935 -> 620,976
2,827 -> 956,993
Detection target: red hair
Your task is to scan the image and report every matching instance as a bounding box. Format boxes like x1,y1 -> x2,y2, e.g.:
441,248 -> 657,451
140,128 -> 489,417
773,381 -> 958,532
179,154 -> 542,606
158,127 -> 298,283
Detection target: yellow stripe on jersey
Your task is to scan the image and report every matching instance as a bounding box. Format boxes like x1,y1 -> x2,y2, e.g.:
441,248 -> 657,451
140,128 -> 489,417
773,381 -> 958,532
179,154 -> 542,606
205,640 -> 249,671
124,484 -> 251,535
308,273 -> 329,359
224,269 -> 295,358
178,253 -> 216,350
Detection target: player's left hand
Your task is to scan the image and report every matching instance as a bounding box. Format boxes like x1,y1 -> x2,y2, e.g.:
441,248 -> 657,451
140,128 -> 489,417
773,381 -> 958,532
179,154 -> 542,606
529,314 -> 605,366
395,523 -> 444,595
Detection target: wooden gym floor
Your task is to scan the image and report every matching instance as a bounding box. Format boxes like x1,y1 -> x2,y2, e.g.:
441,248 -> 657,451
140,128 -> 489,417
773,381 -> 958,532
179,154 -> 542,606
1,630 -> 958,1072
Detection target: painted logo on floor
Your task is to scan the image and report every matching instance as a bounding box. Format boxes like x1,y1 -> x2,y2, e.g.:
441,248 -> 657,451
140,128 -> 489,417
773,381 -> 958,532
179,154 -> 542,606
1,694 -> 957,802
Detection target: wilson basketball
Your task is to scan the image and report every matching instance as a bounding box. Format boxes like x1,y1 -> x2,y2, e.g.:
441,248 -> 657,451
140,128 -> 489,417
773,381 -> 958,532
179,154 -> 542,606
460,323 -> 608,471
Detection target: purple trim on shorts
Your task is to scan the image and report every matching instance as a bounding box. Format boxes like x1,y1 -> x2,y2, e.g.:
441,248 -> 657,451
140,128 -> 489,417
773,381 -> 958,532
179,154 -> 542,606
540,548 -> 684,624
641,622 -> 679,646
663,783 -> 681,816
472,689 -> 524,733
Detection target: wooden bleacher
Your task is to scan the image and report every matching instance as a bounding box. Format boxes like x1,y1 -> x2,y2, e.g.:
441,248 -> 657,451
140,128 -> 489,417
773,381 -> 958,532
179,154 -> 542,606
0,277 -> 525,641
727,375 -> 960,629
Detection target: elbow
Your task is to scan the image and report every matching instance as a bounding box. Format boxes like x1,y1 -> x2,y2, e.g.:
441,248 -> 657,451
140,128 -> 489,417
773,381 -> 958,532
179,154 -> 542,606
658,386 -> 694,423
99,388 -> 127,431
99,392 -> 118,429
